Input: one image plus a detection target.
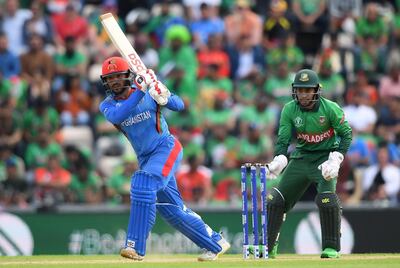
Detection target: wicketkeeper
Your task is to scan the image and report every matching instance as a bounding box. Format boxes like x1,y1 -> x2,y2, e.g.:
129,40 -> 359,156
99,57 -> 230,261
266,69 -> 352,258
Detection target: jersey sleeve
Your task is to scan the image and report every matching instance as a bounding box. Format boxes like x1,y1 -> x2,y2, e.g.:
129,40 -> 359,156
99,90 -> 145,124
274,104 -> 292,156
165,94 -> 185,111
329,102 -> 353,155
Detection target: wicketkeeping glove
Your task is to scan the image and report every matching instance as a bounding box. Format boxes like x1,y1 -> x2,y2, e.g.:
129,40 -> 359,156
148,81 -> 171,106
267,155 -> 288,179
318,151 -> 344,181
133,69 -> 157,93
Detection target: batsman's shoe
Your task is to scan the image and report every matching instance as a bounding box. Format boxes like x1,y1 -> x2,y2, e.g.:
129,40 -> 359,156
197,236 -> 231,261
321,248 -> 340,259
120,247 -> 144,261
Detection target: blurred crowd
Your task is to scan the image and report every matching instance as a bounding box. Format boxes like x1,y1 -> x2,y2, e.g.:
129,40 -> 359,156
1,0 -> 400,210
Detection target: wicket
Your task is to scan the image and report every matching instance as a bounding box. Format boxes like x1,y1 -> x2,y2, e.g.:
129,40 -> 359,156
241,163 -> 268,259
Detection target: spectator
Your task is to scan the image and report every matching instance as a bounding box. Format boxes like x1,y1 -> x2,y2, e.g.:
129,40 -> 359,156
0,71 -> 28,111
292,0 -> 328,56
68,161 -> 102,204
0,104 -> 22,150
143,1 -> 180,47
53,36 -> 87,92
204,124 -> 238,168
264,61 -> 293,106
1,0 -> 32,55
376,97 -> 400,145
343,91 -> 377,134
197,33 -> 230,79
20,33 -> 54,85
34,153 -> 71,206
203,91 -> 236,131
262,0 -> 292,50
190,2 -> 224,51
0,144 -> 25,183
0,72 -> 13,102
177,154 -> 213,204
347,136 -> 371,168
267,32 -> 304,74
55,74 -> 91,126
94,112 -> 126,161
22,1 -> 54,50
239,93 -> 277,137
345,69 -> 378,107
362,143 -> 400,203
172,124 -> 204,164
183,0 -> 221,21
392,7 -> 400,47
0,32 -> 21,79
28,69 -> 51,103
52,3 -> 88,49
197,63 -> 233,109
233,69 -> 265,106
318,60 -> 345,104
88,0 -> 124,58
238,123 -> 272,163
336,157 -> 363,205
356,3 -> 388,49
354,35 -> 387,83
159,25 -> 198,101
314,32 -> 355,80
24,125 -> 62,169
226,33 -> 265,80
133,32 -> 159,71
0,157 -> 29,208
22,97 -> 59,143
224,0 -> 262,46
379,61 -> 400,102
106,155 -> 138,204
328,0 -> 362,33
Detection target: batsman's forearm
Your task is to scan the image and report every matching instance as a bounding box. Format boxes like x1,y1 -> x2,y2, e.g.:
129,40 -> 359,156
165,94 -> 185,111
100,90 -> 145,124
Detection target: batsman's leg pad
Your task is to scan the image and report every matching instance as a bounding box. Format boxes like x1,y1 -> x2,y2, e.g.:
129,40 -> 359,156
267,187 -> 286,253
126,171 -> 162,256
156,203 -> 222,253
315,192 -> 341,251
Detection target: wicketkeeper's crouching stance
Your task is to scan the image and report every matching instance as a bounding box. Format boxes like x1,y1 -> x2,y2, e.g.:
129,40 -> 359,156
99,57 -> 230,261
266,69 -> 352,258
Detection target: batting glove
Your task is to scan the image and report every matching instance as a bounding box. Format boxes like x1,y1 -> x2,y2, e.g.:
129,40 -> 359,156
267,155 -> 288,179
318,151 -> 344,181
148,81 -> 171,106
133,69 -> 157,93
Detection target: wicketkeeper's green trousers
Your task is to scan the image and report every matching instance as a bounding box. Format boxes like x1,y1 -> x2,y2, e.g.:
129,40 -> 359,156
276,151 -> 337,212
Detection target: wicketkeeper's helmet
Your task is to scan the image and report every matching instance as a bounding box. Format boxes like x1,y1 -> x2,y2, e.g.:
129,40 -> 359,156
292,69 -> 322,106
100,56 -> 134,95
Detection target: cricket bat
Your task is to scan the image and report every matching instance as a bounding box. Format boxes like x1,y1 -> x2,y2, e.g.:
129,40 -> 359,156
99,13 -> 146,73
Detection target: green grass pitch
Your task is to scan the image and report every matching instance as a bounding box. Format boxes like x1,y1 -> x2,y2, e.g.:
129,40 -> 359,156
1,254 -> 400,268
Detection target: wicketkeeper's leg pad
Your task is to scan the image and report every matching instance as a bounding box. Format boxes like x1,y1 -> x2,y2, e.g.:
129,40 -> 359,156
156,203 -> 222,253
126,171 -> 162,256
315,192 -> 341,251
267,187 -> 286,253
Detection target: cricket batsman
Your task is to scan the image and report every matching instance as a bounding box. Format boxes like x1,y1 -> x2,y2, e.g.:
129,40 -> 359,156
265,69 -> 352,258
99,57 -> 230,261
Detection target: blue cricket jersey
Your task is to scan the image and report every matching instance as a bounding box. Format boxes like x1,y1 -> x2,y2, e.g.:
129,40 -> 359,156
99,89 -> 185,159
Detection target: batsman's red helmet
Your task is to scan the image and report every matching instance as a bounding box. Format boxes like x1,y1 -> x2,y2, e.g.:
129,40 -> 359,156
101,56 -> 130,76
100,57 -> 133,96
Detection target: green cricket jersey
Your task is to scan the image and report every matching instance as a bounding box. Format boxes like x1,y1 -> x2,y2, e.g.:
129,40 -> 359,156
275,97 -> 352,158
